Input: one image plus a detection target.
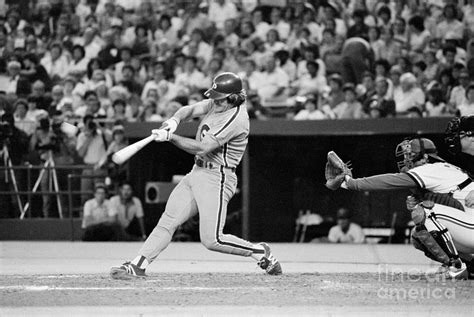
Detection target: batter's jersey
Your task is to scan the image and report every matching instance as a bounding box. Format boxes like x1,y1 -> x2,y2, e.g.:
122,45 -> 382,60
407,162 -> 473,209
195,99 -> 249,168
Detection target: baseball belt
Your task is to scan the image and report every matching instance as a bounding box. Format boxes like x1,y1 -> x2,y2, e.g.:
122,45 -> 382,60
195,157 -> 236,173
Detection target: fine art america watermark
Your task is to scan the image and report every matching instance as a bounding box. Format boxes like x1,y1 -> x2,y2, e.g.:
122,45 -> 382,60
376,264 -> 456,300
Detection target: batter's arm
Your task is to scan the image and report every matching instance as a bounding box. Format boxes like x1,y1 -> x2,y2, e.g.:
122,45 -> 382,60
344,172 -> 419,191
171,100 -> 211,122
170,134 -> 220,156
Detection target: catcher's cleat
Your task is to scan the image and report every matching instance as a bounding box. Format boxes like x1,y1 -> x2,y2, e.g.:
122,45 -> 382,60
257,243 -> 282,275
110,261 -> 146,280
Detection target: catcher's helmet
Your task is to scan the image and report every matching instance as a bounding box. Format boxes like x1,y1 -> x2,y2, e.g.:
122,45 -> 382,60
395,138 -> 444,172
204,72 -> 243,100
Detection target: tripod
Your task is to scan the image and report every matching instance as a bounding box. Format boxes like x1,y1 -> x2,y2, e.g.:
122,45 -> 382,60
21,150 -> 63,219
1,142 -> 24,216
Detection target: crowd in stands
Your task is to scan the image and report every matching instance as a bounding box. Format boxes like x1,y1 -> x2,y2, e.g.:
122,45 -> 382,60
1,0 -> 474,217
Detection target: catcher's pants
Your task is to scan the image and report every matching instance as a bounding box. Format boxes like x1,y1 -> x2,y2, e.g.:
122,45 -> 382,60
139,165 -> 260,263
424,204 -> 474,258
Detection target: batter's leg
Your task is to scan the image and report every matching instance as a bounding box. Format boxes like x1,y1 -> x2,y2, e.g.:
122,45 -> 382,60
135,175 -> 198,266
192,168 -> 264,257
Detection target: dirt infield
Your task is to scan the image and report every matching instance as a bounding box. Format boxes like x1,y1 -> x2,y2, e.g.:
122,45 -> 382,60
0,272 -> 473,307
0,242 -> 473,316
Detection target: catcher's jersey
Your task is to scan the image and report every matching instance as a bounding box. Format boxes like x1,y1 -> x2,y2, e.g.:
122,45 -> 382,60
195,99 -> 249,168
407,162 -> 474,208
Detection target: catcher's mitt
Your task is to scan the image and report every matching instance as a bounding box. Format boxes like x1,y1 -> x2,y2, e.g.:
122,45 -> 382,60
325,151 -> 352,190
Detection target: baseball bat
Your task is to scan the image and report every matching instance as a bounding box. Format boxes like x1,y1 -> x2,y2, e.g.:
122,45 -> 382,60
112,135 -> 155,165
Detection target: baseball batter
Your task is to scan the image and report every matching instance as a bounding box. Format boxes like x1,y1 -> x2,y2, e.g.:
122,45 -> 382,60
111,72 -> 282,279
326,138 -> 474,279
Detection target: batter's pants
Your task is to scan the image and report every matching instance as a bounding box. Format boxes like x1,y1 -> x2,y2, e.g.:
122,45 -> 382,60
140,165 -> 262,263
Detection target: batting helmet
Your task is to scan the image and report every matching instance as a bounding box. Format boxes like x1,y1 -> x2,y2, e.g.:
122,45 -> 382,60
204,72 -> 243,100
395,138 -> 444,172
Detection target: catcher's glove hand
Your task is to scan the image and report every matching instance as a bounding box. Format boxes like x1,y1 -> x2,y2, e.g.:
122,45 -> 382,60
325,151 -> 352,190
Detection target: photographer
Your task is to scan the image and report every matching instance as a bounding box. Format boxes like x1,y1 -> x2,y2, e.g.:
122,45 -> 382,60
0,113 -> 29,218
29,115 -> 58,218
76,115 -> 108,204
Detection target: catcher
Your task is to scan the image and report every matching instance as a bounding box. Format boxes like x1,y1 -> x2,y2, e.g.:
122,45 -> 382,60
325,139 -> 474,280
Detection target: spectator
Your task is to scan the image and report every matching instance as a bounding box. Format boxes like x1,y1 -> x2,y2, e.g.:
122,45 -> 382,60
436,4 -> 464,41
264,29 -> 286,54
86,58 -> 114,89
138,98 -> 162,122
328,207 -> 365,244
80,27 -> 103,60
76,115 -> 108,203
449,70 -> 471,110
153,15 -> 179,50
340,37 -> 373,84
109,182 -> 146,240
366,78 -> 396,118
256,55 -> 290,108
269,7 -> 290,41
131,24 -> 151,58
75,90 -> 106,118
251,7 -> 271,40
394,72 -> 425,115
293,96 -> 328,120
425,84 -> 450,117
67,45 -> 89,77
290,60 -> 327,97
113,46 -> 133,83
49,85 -> 65,115
208,0 -> 238,31
407,15 -> 431,59
368,26 -> 383,61
108,98 -> 129,122
30,80 -> 52,111
13,98 -> 35,136
98,124 -> 128,186
458,84 -> 474,116
21,53 -> 52,91
393,17 -> 407,47
347,9 -> 369,40
6,61 -> 30,97
377,26 -> 402,65
82,183 -> 121,241
438,68 -> 455,103
97,29 -> 121,69
333,83 -> 366,119
326,73 -> 345,109
423,49 -> 439,82
175,55 -> 207,95
120,65 -> 143,97
40,42 -> 69,81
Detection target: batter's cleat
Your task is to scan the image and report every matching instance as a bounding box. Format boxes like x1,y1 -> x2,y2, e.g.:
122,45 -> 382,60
257,243 -> 282,275
110,261 -> 146,280
445,262 -> 468,280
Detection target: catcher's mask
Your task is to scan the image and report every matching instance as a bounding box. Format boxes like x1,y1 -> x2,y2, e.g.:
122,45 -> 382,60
445,116 -> 474,155
395,138 -> 444,172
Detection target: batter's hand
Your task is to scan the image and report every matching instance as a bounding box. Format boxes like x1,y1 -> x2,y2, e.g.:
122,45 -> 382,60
151,129 -> 171,142
159,117 -> 179,134
465,190 -> 474,208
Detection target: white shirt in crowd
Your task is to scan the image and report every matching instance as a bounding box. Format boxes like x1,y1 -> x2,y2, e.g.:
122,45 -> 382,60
328,223 -> 365,244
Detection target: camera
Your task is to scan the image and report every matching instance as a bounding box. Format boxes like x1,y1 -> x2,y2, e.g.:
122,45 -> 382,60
0,121 -> 13,141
